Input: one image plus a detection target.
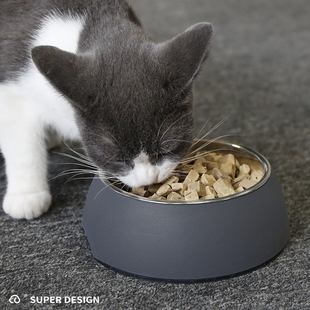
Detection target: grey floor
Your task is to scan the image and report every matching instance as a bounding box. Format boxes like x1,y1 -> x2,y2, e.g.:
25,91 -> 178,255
1,0 -> 310,309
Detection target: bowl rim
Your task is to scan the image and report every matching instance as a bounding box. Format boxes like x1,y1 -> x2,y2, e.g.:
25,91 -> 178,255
100,140 -> 272,205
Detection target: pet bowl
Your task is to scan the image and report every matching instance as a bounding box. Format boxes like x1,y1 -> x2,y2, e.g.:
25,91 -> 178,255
82,140 -> 290,281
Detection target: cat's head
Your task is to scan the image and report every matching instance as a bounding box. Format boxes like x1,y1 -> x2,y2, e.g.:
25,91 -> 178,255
31,23 -> 213,187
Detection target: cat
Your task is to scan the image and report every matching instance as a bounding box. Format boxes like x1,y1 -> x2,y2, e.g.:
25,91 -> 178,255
0,0 -> 213,219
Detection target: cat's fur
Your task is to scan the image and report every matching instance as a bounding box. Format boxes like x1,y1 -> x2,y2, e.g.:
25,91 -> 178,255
0,0 -> 213,219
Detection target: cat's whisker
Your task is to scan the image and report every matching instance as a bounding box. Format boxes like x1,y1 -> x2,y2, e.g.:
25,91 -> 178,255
193,132 -> 238,154
179,133 -> 239,166
62,141 -> 93,162
65,176 -> 101,182
161,138 -> 193,145
55,152 -> 98,169
94,186 -> 106,199
192,115 -> 211,143
120,183 -> 127,191
54,146 -> 121,184
159,111 -> 192,143
55,162 -> 98,170
188,112 -> 233,152
160,149 -> 175,156
50,168 -> 99,182
64,171 -> 100,183
90,127 -> 120,148
185,130 -> 236,160
178,149 -> 222,167
180,150 -> 215,163
204,112 -> 232,137
94,177 -> 121,199
156,111 -> 175,141
57,168 -> 99,175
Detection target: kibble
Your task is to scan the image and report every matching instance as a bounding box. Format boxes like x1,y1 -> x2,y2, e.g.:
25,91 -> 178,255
184,190 -> 199,201
213,178 -> 236,198
167,191 -> 183,201
129,151 -> 264,201
156,184 -> 172,196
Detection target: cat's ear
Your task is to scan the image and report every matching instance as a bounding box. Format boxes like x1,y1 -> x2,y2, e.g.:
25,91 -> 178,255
31,46 -> 88,110
155,22 -> 213,89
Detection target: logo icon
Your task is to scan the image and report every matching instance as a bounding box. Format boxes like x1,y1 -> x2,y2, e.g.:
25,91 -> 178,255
9,295 -> 21,304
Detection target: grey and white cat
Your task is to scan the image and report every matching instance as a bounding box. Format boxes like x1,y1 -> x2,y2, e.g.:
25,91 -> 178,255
0,0 -> 213,219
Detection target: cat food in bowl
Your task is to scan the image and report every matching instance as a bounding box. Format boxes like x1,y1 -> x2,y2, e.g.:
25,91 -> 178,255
128,150 -> 265,201
82,140 -> 290,281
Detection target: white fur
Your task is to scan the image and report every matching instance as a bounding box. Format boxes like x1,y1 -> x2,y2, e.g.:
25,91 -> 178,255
118,152 -> 178,188
0,15 -> 84,219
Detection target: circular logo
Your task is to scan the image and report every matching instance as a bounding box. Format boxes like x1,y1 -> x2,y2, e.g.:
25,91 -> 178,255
9,295 -> 21,304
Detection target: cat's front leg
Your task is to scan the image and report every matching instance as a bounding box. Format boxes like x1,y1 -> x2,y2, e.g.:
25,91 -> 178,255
1,127 -> 51,220
0,89 -> 51,219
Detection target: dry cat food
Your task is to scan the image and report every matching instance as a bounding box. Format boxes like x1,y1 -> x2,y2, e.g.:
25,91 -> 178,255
130,151 -> 265,201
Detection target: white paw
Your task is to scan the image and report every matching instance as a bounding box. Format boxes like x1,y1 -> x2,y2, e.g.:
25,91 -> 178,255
3,191 -> 52,219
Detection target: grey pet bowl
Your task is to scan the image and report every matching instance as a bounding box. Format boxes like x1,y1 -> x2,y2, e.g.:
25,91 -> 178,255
82,141 -> 290,281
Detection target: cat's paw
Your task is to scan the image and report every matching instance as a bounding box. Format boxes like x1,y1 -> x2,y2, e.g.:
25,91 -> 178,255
3,191 -> 52,219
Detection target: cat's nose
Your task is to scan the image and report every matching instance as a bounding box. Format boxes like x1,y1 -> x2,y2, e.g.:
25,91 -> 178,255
118,167 -> 160,188
118,153 -> 178,188
136,173 -> 159,187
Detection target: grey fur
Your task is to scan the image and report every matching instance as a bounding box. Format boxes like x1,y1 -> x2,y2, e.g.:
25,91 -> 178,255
1,0 -> 213,180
